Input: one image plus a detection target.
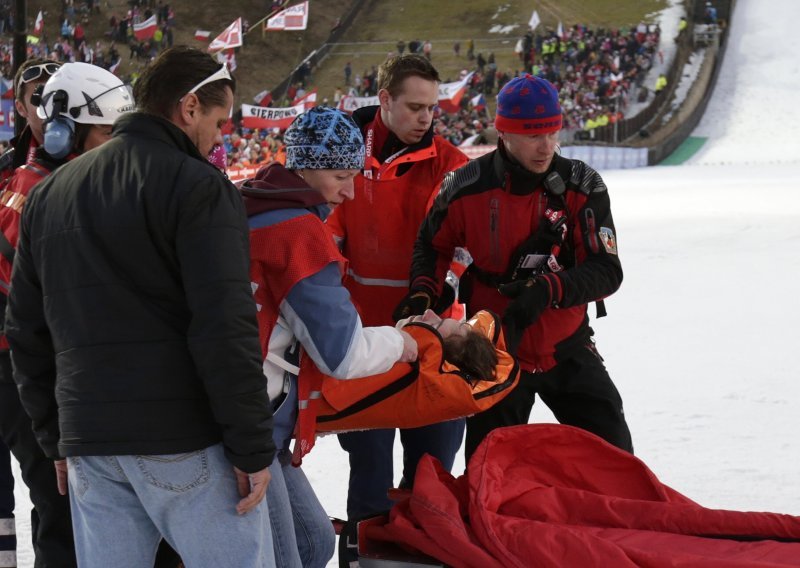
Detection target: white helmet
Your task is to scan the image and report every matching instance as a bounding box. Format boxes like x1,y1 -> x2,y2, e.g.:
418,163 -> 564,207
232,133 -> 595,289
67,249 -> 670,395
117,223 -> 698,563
36,62 -> 134,125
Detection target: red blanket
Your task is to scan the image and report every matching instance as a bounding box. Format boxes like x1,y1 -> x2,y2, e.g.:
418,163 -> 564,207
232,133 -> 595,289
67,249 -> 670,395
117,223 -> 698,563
370,424 -> 800,567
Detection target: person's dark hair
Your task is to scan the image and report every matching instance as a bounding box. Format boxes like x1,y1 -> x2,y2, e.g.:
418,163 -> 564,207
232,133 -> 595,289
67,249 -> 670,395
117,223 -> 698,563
442,331 -> 498,381
133,46 -> 236,119
13,58 -> 60,103
377,54 -> 440,98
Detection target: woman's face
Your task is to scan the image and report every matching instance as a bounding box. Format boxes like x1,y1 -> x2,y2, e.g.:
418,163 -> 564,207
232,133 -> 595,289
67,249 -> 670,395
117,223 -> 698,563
398,309 -> 469,338
297,168 -> 360,209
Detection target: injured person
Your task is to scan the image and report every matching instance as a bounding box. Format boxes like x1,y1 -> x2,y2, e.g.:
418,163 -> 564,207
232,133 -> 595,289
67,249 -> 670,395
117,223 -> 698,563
293,309 -> 521,461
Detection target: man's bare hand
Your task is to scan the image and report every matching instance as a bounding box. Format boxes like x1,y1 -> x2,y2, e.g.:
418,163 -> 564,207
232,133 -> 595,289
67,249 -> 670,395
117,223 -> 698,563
398,330 -> 418,362
234,466 -> 271,515
54,460 -> 68,496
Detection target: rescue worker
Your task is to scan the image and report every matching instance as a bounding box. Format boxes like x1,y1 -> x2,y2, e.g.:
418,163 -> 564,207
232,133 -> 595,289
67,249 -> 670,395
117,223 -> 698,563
239,106 -> 417,568
400,74 -> 633,461
324,54 -> 468,566
0,58 -> 61,568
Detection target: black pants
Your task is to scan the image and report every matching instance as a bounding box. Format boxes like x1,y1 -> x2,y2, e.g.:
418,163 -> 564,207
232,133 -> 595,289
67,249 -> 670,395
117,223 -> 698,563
1,439 -> 15,567
0,352 -> 76,568
465,340 -> 633,461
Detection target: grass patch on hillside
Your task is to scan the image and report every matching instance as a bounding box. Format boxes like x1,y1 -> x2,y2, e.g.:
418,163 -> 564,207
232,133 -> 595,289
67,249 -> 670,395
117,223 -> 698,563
312,0 -> 667,108
26,0 -> 667,109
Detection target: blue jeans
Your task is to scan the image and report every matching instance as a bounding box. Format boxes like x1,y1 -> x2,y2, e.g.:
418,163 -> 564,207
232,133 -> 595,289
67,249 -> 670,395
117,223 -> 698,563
267,379 -> 335,568
267,450 -> 334,568
67,444 -> 275,568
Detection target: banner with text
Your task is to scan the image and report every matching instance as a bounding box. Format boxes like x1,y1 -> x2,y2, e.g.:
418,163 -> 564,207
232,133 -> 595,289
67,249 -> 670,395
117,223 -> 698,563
241,102 -> 305,130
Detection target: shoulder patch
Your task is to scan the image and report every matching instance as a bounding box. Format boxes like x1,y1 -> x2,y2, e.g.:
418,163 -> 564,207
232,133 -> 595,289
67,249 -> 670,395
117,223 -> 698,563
599,227 -> 618,254
438,159 -> 480,200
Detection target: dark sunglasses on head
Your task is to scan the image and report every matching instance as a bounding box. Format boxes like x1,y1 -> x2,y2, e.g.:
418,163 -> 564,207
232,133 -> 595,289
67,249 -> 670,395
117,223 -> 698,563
20,63 -> 60,85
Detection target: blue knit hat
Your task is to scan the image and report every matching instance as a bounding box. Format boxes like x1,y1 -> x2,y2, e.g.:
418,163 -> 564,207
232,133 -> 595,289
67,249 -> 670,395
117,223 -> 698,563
495,74 -> 562,135
284,106 -> 365,170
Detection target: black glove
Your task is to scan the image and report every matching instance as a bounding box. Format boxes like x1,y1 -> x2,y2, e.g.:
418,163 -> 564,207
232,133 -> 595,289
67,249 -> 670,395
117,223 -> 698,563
499,278 -> 552,354
432,280 -> 456,314
392,289 -> 433,322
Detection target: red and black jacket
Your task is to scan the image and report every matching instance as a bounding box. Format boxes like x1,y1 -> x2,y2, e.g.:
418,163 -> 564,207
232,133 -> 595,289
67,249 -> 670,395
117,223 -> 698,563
410,145 -> 623,373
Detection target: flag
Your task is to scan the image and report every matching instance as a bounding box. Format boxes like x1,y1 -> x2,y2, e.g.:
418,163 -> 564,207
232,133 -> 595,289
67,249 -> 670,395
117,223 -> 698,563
469,93 -> 486,112
254,89 -> 272,107
528,10 -> 541,31
292,89 -> 317,110
337,94 -> 379,113
460,133 -> 481,146
209,18 -> 243,53
437,72 -> 474,114
133,15 -> 157,41
241,102 -> 305,131
216,49 -> 237,72
108,58 -> 122,75
266,1 -> 310,31
33,10 -> 44,36
194,30 -> 211,42
0,98 -> 15,141
557,20 -> 564,39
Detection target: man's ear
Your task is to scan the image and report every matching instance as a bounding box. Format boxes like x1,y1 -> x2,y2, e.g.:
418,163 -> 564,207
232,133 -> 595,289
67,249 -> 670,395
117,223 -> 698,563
175,92 -> 200,126
14,98 -> 28,119
378,88 -> 392,111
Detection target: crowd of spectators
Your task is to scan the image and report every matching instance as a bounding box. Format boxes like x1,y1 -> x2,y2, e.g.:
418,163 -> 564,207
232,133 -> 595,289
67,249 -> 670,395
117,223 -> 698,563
2,9 -> 661,159
236,19 -> 661,165
0,0 -> 177,99
521,22 -> 662,134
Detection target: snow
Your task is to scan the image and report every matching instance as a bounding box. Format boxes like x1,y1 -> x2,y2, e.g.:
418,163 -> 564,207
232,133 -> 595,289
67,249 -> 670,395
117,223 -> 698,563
10,0 -> 800,566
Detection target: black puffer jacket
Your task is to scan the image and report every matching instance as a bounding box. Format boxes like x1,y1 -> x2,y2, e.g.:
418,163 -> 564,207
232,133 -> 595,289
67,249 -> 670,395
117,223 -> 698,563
5,112 -> 275,472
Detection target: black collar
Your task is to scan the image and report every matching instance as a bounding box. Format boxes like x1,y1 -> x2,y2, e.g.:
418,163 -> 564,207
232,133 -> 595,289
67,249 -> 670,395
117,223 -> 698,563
113,112 -> 206,161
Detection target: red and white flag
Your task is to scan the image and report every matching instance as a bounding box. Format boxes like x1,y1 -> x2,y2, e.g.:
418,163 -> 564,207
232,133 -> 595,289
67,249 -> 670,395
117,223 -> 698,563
108,58 -> 122,75
469,93 -> 486,112
216,49 -> 237,72
437,72 -> 473,114
292,89 -> 317,110
209,18 -> 243,53
194,30 -> 211,42
337,94 -> 379,113
133,15 -> 157,41
33,10 -> 44,36
254,89 -> 272,107
266,1 -> 309,31
241,102 -> 304,131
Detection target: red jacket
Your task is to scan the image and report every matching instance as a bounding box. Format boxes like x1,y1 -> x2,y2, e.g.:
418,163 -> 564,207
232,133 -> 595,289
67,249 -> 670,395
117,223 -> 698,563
369,424 -> 800,568
326,106 -> 468,326
411,147 -> 622,372
0,159 -> 52,351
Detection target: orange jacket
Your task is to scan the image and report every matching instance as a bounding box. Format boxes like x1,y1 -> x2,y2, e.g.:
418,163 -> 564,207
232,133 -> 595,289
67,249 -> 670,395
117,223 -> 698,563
326,107 -> 468,326
292,310 -> 519,463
